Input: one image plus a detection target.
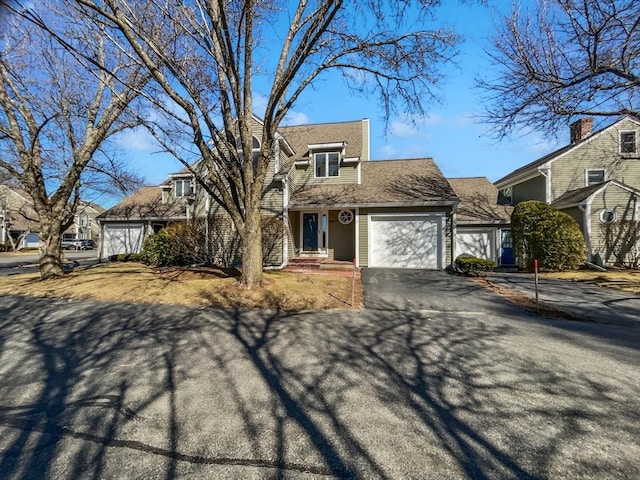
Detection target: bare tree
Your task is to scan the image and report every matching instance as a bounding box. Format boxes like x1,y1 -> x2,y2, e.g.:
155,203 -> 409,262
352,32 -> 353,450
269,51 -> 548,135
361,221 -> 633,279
71,0 -> 461,288
0,2 -> 149,278
479,0 -> 640,138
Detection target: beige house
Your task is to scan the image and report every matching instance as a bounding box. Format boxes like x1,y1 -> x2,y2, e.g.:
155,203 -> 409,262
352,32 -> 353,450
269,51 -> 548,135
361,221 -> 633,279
0,184 -> 103,250
99,117 -> 471,269
495,116 -> 640,265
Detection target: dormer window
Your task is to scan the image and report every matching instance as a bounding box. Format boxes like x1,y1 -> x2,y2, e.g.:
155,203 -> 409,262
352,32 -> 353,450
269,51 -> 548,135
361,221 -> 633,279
174,179 -> 193,198
315,152 -> 340,177
620,131 -> 637,154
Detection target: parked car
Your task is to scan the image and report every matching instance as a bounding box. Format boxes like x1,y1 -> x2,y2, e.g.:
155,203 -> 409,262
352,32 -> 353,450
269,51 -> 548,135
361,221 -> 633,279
62,239 -> 96,250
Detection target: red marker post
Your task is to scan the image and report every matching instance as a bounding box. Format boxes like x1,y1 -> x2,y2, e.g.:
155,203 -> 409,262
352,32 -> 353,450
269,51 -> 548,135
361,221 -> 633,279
534,259 -> 539,313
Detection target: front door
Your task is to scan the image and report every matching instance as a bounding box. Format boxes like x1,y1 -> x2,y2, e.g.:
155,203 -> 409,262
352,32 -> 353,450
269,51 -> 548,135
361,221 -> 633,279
303,213 -> 319,251
500,229 -> 515,265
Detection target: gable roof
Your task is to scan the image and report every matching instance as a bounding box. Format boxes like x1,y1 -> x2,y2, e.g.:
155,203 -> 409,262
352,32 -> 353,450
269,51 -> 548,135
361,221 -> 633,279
98,186 -> 187,220
447,177 -> 512,224
495,115 -> 640,187
551,180 -> 640,209
278,120 -> 365,167
289,158 -> 457,208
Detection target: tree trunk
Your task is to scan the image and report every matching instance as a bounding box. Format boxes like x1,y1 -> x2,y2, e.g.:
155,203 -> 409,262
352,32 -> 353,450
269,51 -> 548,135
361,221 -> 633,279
39,218 -> 64,279
241,204 -> 263,288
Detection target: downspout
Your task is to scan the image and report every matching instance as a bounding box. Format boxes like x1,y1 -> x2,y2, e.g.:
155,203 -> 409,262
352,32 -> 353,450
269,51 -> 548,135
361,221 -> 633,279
578,202 -> 593,262
450,202 -> 458,269
265,151 -> 290,271
204,195 -> 210,260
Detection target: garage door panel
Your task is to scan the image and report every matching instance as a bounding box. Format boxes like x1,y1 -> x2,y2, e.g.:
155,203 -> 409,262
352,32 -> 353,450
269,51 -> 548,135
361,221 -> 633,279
370,215 -> 441,269
103,224 -> 145,257
456,231 -> 493,261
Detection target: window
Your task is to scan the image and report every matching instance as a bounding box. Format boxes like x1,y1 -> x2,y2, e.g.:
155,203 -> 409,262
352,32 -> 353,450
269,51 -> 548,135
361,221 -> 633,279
315,152 -> 339,177
237,136 -> 261,174
586,169 -> 605,186
600,209 -> 617,223
174,179 -> 193,198
620,131 -> 637,154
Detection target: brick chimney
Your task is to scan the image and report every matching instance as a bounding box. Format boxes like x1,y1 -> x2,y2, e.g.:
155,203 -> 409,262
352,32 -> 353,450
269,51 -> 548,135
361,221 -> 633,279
570,118 -> 593,144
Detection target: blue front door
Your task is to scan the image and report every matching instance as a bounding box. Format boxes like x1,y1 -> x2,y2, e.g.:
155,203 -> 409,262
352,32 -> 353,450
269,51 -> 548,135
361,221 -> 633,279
500,229 -> 515,265
303,213 -> 319,251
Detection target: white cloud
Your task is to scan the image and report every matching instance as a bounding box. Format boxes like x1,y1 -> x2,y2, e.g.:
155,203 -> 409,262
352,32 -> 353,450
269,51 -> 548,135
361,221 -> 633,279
114,127 -> 159,153
389,120 -> 420,138
283,110 -> 310,125
252,93 -> 268,118
379,144 -> 397,157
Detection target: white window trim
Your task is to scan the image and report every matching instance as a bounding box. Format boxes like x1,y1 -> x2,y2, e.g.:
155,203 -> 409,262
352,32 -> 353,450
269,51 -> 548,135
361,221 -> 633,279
174,178 -> 194,198
313,151 -> 341,178
620,130 -> 637,154
599,209 -> 617,224
299,210 -> 329,256
585,168 -> 606,186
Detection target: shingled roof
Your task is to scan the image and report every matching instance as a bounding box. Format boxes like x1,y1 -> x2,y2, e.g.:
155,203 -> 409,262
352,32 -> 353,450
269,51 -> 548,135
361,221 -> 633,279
278,120 -> 365,172
98,186 -> 187,220
551,180 -> 640,209
289,158 -> 457,208
448,177 -> 512,224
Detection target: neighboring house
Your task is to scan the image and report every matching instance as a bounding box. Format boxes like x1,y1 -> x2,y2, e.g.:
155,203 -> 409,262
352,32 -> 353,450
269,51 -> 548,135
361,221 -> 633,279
0,184 -> 103,250
448,177 -> 514,265
62,202 -> 104,243
0,185 -> 40,249
495,116 -> 640,264
100,117 -> 471,269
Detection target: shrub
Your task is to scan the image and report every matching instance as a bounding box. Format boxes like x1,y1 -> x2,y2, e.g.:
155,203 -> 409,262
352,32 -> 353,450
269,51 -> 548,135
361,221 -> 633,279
141,229 -> 180,266
454,256 -> 495,276
511,201 -> 585,271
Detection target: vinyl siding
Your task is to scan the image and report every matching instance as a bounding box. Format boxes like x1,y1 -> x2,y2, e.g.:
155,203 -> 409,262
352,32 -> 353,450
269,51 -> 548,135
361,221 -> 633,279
588,185 -> 639,264
550,117 -> 640,201
328,209 -> 356,261
512,175 -> 547,204
295,160 -> 359,188
560,206 -> 584,232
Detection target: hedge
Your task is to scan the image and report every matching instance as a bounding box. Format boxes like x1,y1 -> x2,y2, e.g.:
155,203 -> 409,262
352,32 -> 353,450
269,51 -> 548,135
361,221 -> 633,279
454,256 -> 496,276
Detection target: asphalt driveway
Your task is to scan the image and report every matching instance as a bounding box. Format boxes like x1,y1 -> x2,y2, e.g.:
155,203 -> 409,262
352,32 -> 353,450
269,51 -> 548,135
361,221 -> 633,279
361,268 -> 513,313
1,293 -> 640,478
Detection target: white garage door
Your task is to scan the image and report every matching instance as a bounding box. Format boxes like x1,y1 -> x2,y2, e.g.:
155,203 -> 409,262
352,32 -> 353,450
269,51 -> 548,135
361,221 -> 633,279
455,230 -> 494,261
369,214 -> 442,268
102,223 -> 145,258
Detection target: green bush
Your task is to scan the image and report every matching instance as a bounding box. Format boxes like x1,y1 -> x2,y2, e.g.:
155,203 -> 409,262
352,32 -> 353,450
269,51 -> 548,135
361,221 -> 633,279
141,229 -> 181,266
454,256 -> 496,276
511,201 -> 585,271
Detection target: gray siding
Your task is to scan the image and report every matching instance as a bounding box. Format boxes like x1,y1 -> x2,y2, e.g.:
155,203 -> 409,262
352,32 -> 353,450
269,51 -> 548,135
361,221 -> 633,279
295,160 -> 359,188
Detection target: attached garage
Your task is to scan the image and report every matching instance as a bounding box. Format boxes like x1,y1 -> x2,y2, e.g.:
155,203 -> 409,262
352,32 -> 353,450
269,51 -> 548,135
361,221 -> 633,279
369,214 -> 444,269
455,229 -> 495,262
101,223 -> 146,258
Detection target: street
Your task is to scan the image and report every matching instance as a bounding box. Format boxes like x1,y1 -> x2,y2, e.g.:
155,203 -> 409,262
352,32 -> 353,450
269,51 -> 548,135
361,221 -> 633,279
0,251 -> 98,275
1,287 -> 639,479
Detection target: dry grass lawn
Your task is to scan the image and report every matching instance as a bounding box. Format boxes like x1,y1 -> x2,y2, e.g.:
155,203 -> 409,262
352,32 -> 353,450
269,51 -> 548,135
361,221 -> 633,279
0,262 -> 363,311
541,269 -> 640,295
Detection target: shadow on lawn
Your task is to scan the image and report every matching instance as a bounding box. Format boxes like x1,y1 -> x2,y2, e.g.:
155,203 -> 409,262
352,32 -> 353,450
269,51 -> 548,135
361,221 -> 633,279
0,294 -> 638,478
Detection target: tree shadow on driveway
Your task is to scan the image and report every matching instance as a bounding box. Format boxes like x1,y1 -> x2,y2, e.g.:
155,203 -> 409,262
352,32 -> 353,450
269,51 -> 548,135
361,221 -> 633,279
0,294 -> 639,478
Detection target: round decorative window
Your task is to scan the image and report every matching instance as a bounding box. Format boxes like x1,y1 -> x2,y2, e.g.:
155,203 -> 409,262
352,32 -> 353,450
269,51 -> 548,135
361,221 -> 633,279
600,209 -> 617,223
338,209 -> 354,224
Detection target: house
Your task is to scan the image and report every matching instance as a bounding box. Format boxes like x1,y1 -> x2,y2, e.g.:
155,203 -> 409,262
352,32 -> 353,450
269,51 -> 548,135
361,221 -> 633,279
495,116 -> 640,265
0,184 -> 103,250
0,185 -> 40,249
448,177 -> 513,265
100,118 -> 479,269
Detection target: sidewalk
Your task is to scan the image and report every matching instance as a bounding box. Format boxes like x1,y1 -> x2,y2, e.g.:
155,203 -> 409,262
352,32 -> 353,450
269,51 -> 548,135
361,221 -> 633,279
486,272 -> 640,330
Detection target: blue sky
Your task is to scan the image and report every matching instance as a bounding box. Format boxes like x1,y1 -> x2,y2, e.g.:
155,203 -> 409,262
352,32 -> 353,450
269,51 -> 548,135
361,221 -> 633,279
112,1 -> 565,206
